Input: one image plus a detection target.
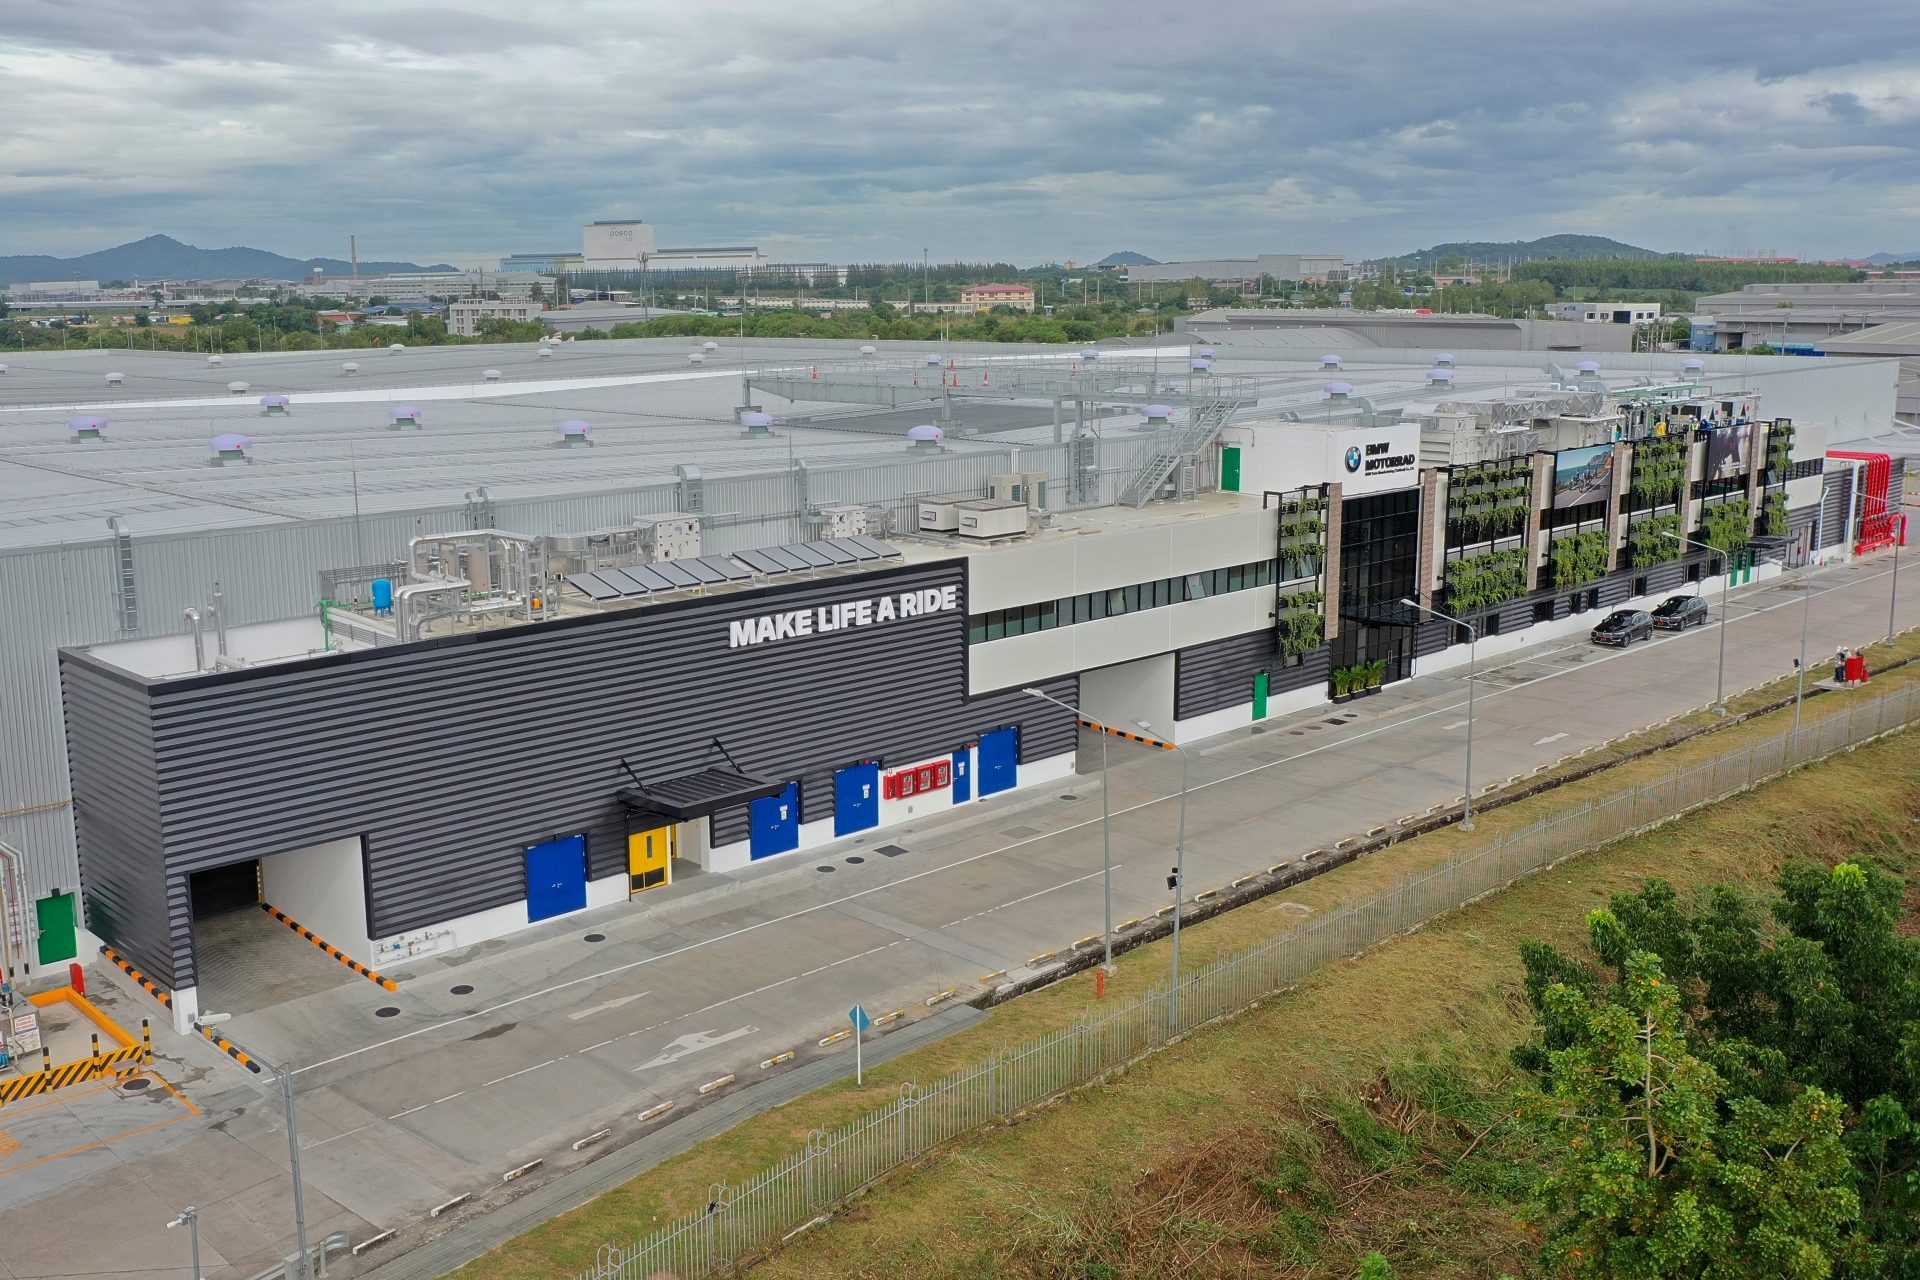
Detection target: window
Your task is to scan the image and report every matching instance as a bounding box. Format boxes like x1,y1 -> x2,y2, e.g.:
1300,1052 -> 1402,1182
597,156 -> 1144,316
1533,599 -> 1555,624
1633,575 -> 1648,597
1184,573 -> 1210,601
965,559 -> 1282,642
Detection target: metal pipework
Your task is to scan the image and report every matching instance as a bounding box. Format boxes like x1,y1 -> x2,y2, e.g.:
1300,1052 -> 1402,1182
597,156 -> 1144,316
393,578 -> 469,642
210,582 -> 228,656
0,840 -> 25,982
183,608 -> 205,671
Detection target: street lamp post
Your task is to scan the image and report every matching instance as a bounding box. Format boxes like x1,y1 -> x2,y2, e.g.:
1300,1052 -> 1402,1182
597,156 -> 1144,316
1859,491 -> 1904,643
1022,689 -> 1112,973
1401,599 -> 1477,830
1132,720 -> 1189,1029
1784,563 -> 1815,735
1664,531 -> 1732,715
166,1207 -> 201,1280
193,1021 -> 312,1280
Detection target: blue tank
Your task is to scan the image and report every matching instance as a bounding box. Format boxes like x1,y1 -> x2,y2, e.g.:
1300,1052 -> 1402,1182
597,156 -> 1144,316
371,578 -> 394,613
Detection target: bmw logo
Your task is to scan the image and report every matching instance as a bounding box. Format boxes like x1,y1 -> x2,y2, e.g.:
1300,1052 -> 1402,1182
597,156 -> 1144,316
1344,445 -> 1363,473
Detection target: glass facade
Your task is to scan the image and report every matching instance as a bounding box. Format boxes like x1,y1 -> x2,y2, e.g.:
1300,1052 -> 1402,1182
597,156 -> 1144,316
968,559 -> 1277,644
1330,489 -> 1420,685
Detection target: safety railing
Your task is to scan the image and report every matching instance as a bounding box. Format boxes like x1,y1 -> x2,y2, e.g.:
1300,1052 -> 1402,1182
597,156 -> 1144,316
579,682 -> 1919,1280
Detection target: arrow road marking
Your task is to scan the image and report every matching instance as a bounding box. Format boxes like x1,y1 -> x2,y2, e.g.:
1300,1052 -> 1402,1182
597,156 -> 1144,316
1534,732 -> 1569,745
1444,720 -> 1470,730
634,1025 -> 758,1071
566,991 -> 651,1021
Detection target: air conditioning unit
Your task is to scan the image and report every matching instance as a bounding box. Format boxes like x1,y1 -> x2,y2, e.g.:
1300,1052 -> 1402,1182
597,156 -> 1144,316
987,472 -> 1051,508
917,493 -> 977,532
634,513 -> 701,562
817,505 -> 869,539
956,499 -> 1028,540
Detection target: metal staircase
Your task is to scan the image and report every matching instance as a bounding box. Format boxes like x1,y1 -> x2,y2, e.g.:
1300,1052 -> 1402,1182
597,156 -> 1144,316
1117,397 -> 1246,508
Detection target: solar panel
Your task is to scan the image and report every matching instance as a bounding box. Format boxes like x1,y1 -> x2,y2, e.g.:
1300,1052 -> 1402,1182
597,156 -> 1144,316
566,571 -> 620,601
803,540 -> 859,565
846,536 -> 901,560
696,555 -> 753,582
595,567 -> 657,597
786,543 -> 837,568
622,564 -> 679,593
762,546 -> 814,572
731,547 -> 787,576
680,558 -> 726,585
650,561 -> 700,589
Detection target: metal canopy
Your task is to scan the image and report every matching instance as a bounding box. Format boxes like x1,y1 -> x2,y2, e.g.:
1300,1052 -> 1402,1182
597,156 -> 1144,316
617,767 -> 784,819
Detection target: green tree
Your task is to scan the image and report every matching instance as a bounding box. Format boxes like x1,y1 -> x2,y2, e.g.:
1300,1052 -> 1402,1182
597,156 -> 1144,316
1518,863 -> 1920,1277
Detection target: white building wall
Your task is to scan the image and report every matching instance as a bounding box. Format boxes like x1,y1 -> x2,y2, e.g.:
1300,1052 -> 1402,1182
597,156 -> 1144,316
1080,653 -> 1175,737
966,507 -> 1276,614
970,590 -> 1271,694
259,836 -> 372,965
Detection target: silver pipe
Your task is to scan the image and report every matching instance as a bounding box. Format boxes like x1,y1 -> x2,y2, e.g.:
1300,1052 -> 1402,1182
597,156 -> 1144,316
210,583 -> 228,655
183,608 -> 205,671
0,840 -> 23,981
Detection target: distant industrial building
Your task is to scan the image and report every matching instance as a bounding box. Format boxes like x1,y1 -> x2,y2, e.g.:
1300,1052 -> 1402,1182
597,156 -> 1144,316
1691,281 -> 1920,352
1179,308 -> 1637,352
292,269 -> 552,304
500,251 -> 584,274
581,220 -> 769,274
1126,253 -> 1348,289
448,299 -> 546,336
961,283 -> 1035,312
3,280 -> 105,303
1545,301 -> 1664,325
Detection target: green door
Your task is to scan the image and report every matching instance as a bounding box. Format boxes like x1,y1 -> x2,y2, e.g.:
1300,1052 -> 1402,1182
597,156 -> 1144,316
1253,670 -> 1270,720
36,892 -> 77,966
1221,445 -> 1242,492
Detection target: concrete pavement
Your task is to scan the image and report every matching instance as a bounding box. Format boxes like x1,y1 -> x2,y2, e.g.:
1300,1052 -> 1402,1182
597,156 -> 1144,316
0,550 -> 1911,1279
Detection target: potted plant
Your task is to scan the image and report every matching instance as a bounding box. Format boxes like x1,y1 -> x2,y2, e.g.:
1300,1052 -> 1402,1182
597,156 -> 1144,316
1331,665 -> 1355,702
1365,658 -> 1387,691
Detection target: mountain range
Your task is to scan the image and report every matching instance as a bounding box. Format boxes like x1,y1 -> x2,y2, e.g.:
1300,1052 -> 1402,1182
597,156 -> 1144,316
0,235 -> 453,285
1388,234 -> 1671,266
1864,251 -> 1920,265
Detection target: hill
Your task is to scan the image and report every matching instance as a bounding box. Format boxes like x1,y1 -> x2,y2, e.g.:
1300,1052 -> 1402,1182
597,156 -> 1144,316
1093,249 -> 1159,267
1865,250 -> 1920,265
0,234 -> 454,285
1390,233 -> 1671,267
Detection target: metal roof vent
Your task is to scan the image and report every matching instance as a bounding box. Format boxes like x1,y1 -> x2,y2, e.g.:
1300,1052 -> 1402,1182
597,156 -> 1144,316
1196,346 -> 1216,358
1326,380 -> 1354,399
1576,360 -> 1601,374
859,344 -> 876,356
388,343 -> 406,353
536,345 -> 554,360
1189,357 -> 1212,373
1144,404 -> 1173,426
556,419 -> 593,445
207,354 -> 224,366
1681,357 -> 1706,373
0,364 -> 8,375
483,368 -> 501,382
105,371 -> 125,386
688,351 -> 706,364
69,415 -> 106,441
925,353 -> 942,365
740,411 -> 775,439
1320,353 -> 1343,368
341,361 -> 360,377
1080,347 -> 1100,360
1433,352 -> 1454,367
225,380 -> 250,395
1426,368 -> 1454,385
259,394 -> 291,415
702,341 -> 719,351
209,433 -> 252,464
1161,379 -> 1180,392
389,406 -> 423,429
907,424 -> 943,451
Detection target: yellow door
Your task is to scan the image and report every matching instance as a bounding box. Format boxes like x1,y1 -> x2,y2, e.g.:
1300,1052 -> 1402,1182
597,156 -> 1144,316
628,826 -> 674,895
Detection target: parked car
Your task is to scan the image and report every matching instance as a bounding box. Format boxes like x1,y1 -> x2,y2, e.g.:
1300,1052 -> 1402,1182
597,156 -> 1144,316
1591,609 -> 1654,647
1650,594 -> 1709,631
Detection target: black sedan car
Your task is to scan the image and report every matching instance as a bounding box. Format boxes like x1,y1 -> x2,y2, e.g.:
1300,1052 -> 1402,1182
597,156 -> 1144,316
1650,593 -> 1709,631
1591,609 -> 1654,647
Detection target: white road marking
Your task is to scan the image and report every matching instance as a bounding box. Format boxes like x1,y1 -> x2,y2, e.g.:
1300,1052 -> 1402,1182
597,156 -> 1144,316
1534,732 -> 1569,745
484,1059 -> 558,1088
634,1026 -> 759,1071
566,992 -> 652,1021
389,1091 -> 465,1119
298,565 -> 1903,1079
1444,720 -> 1471,730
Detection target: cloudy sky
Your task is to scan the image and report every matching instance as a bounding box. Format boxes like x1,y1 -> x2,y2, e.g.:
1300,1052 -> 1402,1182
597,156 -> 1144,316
4,0 -> 1918,265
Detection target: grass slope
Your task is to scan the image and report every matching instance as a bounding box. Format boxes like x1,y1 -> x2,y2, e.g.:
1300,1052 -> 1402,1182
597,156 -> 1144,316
457,628 -> 1920,1280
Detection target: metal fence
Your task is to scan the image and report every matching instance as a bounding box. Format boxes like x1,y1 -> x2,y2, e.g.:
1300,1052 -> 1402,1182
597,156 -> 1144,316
580,682 -> 1920,1280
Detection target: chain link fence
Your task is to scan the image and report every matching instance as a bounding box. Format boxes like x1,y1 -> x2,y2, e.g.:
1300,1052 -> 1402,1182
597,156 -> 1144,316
581,683 -> 1919,1280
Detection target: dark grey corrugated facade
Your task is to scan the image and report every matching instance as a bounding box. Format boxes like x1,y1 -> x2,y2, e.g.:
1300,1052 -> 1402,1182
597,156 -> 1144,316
1172,630 -> 1330,719
61,558 -> 1077,990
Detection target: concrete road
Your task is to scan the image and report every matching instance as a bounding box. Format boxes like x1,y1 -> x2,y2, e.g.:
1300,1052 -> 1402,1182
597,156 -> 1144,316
1,552 -> 1910,1278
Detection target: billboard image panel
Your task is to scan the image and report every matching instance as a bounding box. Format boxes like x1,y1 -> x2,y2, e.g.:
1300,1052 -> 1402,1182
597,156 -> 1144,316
1705,423 -> 1751,481
1552,443 -> 1615,510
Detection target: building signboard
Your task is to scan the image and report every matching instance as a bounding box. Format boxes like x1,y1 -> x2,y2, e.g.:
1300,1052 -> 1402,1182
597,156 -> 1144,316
1328,422 -> 1420,496
727,586 -> 960,649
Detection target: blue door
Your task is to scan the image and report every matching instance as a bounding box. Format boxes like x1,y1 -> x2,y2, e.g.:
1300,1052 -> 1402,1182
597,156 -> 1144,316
978,727 -> 1019,797
952,750 -> 972,804
750,782 -> 801,859
834,762 -> 880,836
526,834 -> 587,922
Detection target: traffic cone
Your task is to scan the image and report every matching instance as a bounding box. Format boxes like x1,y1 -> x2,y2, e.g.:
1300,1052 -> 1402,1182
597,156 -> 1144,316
811,366 -> 818,380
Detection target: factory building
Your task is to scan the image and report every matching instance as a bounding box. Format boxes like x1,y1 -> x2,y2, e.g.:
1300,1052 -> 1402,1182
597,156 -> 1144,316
0,340 -> 1902,1028
580,220 -> 769,274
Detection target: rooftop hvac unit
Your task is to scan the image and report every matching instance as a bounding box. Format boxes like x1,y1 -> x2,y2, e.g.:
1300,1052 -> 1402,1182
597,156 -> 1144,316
817,505 -> 870,539
634,513 -> 701,562
342,362 -> 360,377
917,494 -> 978,532
955,499 -> 1028,540
987,472 -> 1050,507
